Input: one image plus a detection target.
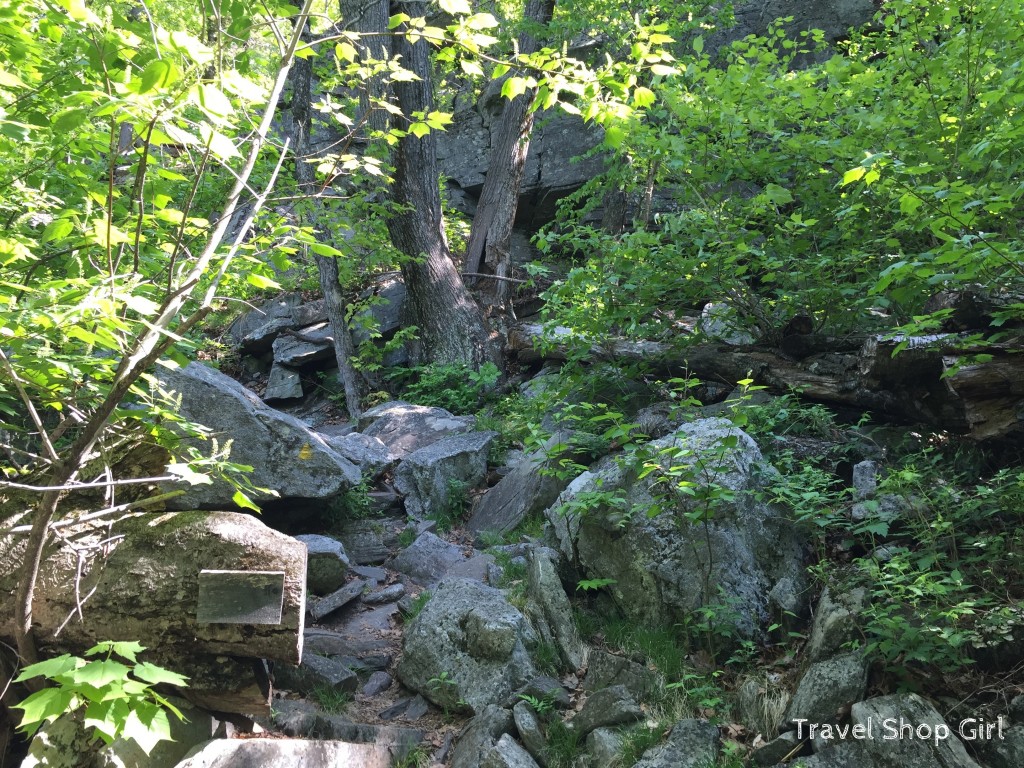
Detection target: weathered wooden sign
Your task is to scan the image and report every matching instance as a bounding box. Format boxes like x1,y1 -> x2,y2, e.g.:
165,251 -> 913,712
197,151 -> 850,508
197,570 -> 286,625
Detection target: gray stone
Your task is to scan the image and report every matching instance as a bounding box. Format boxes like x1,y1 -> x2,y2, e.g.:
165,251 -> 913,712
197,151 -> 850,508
451,704 -> 515,768
303,627 -> 391,658
1011,694 -> 1024,723
295,534 -> 350,595
388,532 -> 466,587
360,401 -> 476,458
361,583 -> 406,605
447,552 -> 496,583
633,718 -> 720,768
173,738 -> 394,767
852,460 -> 878,500
155,363 -> 360,508
512,700 -> 548,766
806,587 -> 869,663
851,693 -> 981,768
362,671 -> 393,697
752,730 -> 804,766
569,685 -> 642,736
980,723 -> 1024,768
289,299 -> 329,328
270,699 -> 423,756
545,418 -> 807,640
586,728 -> 623,768
274,653 -> 358,696
271,322 -> 335,366
263,362 -> 302,401
699,301 -> 757,345
396,431 -> 497,519
322,432 -> 396,480
334,518 -> 401,566
351,277 -> 408,345
786,651 -> 869,726
514,676 -> 572,710
309,578 -> 365,621
468,432 -> 576,542
482,734 -> 542,768
406,694 -> 430,721
229,293 -> 303,351
524,549 -> 584,672
768,740 -> 878,768
397,578 -> 538,714
585,650 -> 663,703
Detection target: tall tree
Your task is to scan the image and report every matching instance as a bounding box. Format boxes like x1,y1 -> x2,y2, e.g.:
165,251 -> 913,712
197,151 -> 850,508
464,0 -> 556,308
386,0 -> 497,367
291,26 -> 366,420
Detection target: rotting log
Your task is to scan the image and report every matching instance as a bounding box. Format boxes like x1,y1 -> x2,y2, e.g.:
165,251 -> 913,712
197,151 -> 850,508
509,323 -> 1024,441
0,510 -> 306,714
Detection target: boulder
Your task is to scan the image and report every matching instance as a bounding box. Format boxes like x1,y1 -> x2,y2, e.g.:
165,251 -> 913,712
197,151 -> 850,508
468,431 -> 577,543
569,685 -> 643,737
274,652 -> 358,696
295,534 -> 350,595
585,650 -> 663,703
388,532 -> 466,587
980,724 -> 1024,768
482,734 -> 542,768
271,322 -> 334,366
786,651 -> 869,726
397,578 -> 538,714
270,699 -> 422,756
395,431 -> 497,519
586,728 -> 623,768
322,432 -> 396,480
360,401 -> 476,459
173,738 -> 394,767
850,693 -> 982,768
633,719 -> 720,768
545,418 -> 807,639
512,700 -> 548,766
309,578 -> 365,621
228,293 -> 303,352
154,363 -> 359,508
451,704 -> 515,768
263,362 -> 303,401
806,587 -> 869,663
350,277 -> 408,344
524,548 -> 585,672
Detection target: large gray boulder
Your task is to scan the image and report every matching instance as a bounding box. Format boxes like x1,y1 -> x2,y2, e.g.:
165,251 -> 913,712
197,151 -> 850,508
633,719 -> 720,768
545,418 -> 806,639
154,363 -> 360,508
228,293 -> 304,353
395,431 -> 497,519
849,694 -> 982,768
451,705 -> 515,768
322,432 -> 396,481
397,578 -> 538,714
173,738 -> 393,767
360,401 -> 476,459
388,532 -> 466,587
524,548 -> 585,672
785,651 -> 869,726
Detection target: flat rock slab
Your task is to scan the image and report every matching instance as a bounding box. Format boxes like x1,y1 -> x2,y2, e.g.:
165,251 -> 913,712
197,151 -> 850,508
360,401 -> 475,459
175,738 -> 393,767
264,362 -> 303,401
362,583 -> 406,605
272,322 -> 335,366
304,628 -> 391,657
310,578 -> 366,622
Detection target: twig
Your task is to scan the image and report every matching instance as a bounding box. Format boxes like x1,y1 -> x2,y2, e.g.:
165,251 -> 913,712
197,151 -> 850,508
460,271 -> 529,284
1,476 -> 175,493
0,347 -> 60,465
4,491 -> 184,534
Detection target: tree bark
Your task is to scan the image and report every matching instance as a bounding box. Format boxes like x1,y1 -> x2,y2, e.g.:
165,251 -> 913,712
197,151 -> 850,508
292,26 -> 365,419
387,1 -> 495,367
508,322 -> 1024,442
464,0 -> 556,308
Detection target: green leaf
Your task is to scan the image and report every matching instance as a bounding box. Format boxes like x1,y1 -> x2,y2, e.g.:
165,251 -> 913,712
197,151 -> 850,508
138,59 -> 177,94
133,662 -> 189,687
198,84 -> 232,117
439,0 -> 471,14
501,76 -> 528,101
245,272 -> 281,289
336,42 -> 358,63
85,641 -> 145,663
408,122 -> 431,138
388,13 -> 409,29
232,489 -> 261,512
123,703 -> 172,755
15,654 -> 80,683
632,86 -> 655,108
692,35 -> 704,54
12,688 -> 76,735
842,166 -> 867,186
41,219 -> 74,243
70,660 -> 131,689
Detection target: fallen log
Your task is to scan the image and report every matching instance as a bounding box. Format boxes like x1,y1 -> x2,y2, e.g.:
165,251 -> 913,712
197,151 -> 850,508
509,323 -> 1024,442
0,510 -> 306,714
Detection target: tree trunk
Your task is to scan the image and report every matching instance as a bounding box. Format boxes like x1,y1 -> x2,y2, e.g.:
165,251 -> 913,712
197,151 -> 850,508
0,510 -> 306,713
508,322 -> 1024,442
387,1 -> 495,367
464,0 -> 556,308
291,27 -> 365,419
